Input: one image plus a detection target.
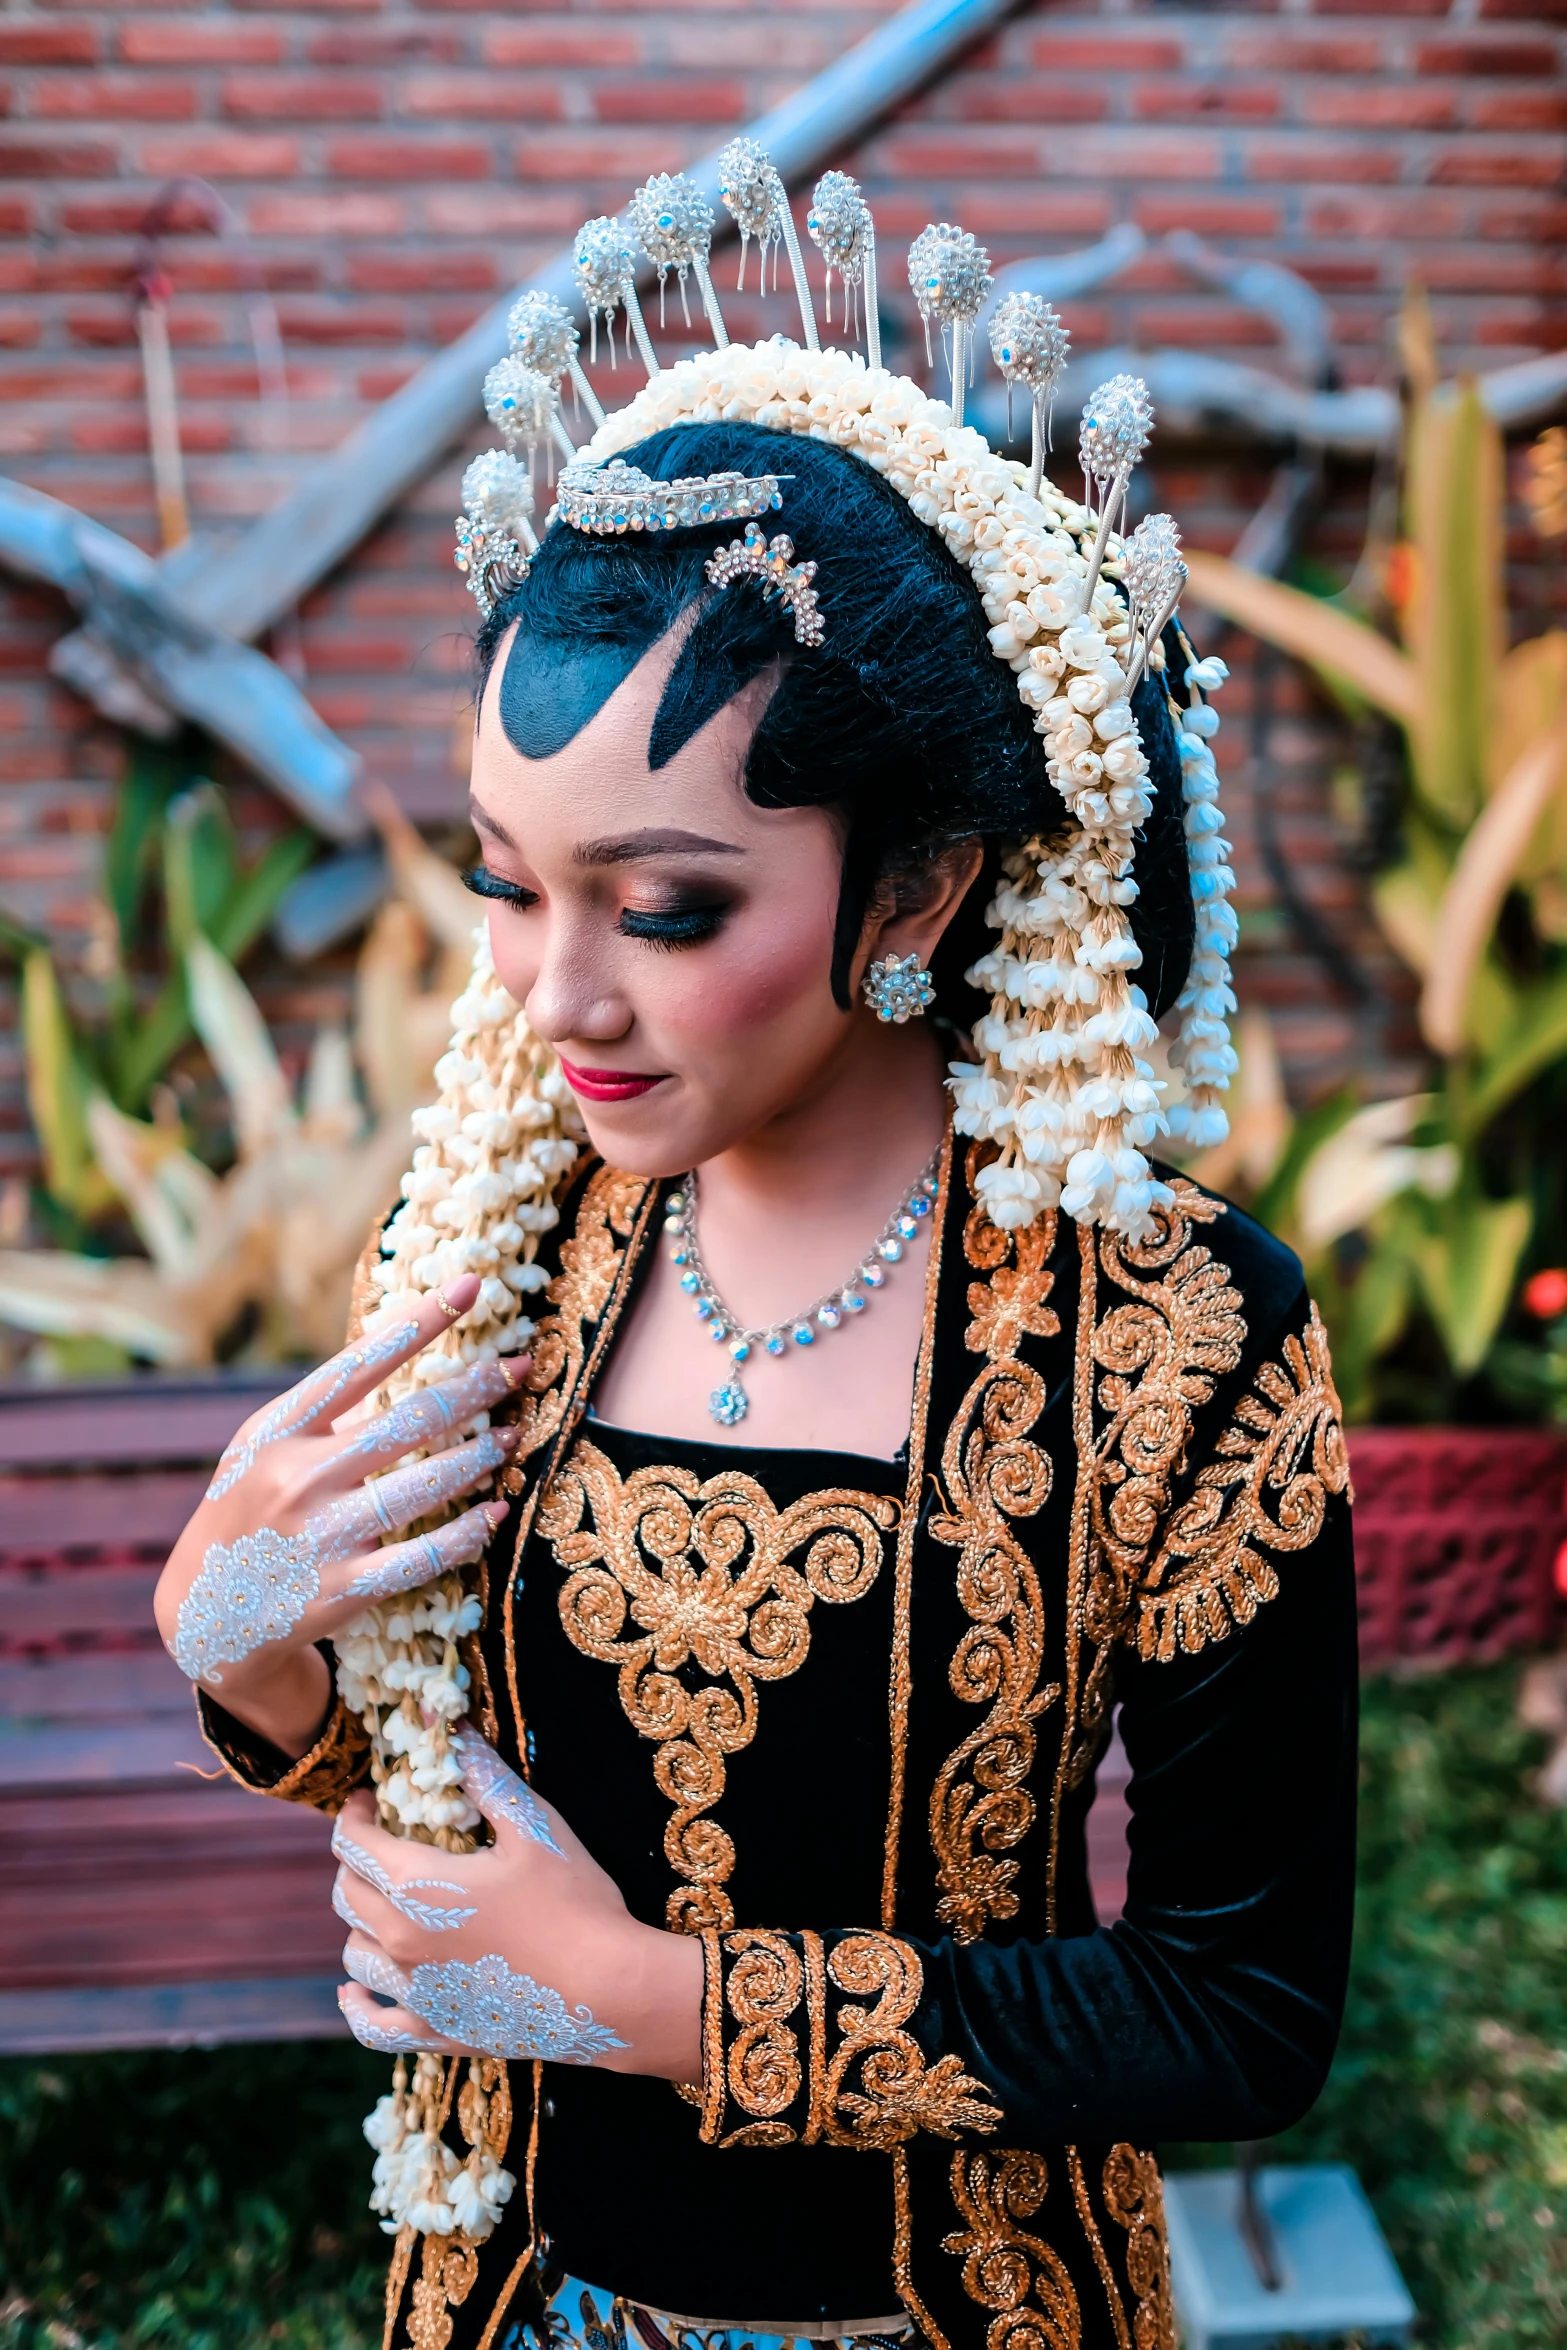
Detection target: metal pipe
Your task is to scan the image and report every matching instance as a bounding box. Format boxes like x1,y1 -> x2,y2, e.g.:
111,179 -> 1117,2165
773,179 -> 820,352
567,358 -> 605,430
692,257 -> 730,350
863,227 -> 882,373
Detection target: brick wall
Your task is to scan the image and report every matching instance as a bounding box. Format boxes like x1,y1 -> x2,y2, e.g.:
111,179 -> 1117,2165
1,0 -> 1565,1181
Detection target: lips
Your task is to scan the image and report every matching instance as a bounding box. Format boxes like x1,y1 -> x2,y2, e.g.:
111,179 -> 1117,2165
557,1056 -> 669,1104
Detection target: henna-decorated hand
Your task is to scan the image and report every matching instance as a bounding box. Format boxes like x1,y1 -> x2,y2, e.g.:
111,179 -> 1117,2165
154,1276 -> 526,1755
334,1727 -> 704,2080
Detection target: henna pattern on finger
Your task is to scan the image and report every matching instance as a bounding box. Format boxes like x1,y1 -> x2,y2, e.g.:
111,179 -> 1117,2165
332,1822 -> 477,1932
206,1320 -> 419,1500
340,1358 -> 517,1464
342,1503 -> 498,1602
333,1876 -> 373,1935
337,1984 -> 445,2056
452,1725 -> 564,1856
401,1953 -> 627,2064
344,1944 -> 413,2003
329,1428 -> 512,1551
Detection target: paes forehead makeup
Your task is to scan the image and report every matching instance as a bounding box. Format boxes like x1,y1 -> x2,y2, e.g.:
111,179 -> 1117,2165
495,574 -> 780,770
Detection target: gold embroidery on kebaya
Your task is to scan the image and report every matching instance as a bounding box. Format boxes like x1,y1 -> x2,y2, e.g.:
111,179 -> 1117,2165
703,1927 -> 1001,2150
544,1443 -> 897,1932
1134,1304 -> 1348,1661
1066,2147 -> 1131,2350
822,1932 -> 1002,2149
927,1152 -> 1061,1944
197,1685 -> 372,1815
943,2148 -> 1083,2350
1101,2146 -> 1178,2350
895,2149 -> 950,2350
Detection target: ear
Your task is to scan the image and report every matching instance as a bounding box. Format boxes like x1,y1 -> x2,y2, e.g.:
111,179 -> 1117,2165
853,840 -> 986,995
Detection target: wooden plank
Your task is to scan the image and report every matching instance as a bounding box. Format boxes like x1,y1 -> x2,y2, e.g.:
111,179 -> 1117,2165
0,1715 -> 210,1789
0,1473 -> 205,1554
0,1975 -> 348,2053
0,1562 -> 162,1639
0,1648 -> 191,1722
0,1375 -> 289,1470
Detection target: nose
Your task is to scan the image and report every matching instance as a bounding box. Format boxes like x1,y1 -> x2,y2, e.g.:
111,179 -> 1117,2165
522,919 -> 631,1052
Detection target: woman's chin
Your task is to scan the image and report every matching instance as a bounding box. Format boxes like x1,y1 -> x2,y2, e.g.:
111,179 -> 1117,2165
572,1091 -> 701,1180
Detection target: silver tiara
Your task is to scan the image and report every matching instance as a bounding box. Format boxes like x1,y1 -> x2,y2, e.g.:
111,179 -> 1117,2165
554,459 -> 786,539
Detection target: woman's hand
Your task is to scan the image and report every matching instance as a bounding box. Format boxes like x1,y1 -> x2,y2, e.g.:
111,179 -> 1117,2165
334,1727 -> 704,2082
154,1274 -> 525,1756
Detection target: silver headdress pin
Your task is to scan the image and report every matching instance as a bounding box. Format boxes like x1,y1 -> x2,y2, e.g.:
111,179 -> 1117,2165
454,449 -> 535,620
628,171 -> 727,346
717,137 -> 818,351
907,222 -> 992,426
572,215 -> 657,376
506,289 -> 604,430
806,171 -> 879,369
988,292 -> 1069,500
705,523 -> 824,648
1078,371 -> 1155,612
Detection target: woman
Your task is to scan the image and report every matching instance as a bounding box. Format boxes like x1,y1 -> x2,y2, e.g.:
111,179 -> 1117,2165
155,257 -> 1356,2350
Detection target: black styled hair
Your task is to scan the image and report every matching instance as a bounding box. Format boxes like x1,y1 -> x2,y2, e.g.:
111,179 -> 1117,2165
475,417 -> 1193,1020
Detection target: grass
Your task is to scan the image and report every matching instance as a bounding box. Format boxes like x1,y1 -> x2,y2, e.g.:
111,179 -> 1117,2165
2,1664 -> 1565,2347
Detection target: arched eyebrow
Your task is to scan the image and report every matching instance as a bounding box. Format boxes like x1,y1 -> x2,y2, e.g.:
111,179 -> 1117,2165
469,804 -> 741,866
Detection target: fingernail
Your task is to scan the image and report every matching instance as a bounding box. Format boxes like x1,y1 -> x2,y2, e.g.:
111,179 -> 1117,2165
497,1425 -> 520,1447
500,1353 -> 531,1390
438,1277 -> 481,1320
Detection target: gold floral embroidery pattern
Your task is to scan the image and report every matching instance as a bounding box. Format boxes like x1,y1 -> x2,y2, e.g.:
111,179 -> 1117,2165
542,1443 -> 898,1931
927,1158 -> 1061,1943
1134,1305 -> 1349,1662
1101,2146 -> 1177,2350
702,1927 -> 1002,2150
197,1685 -> 371,1815
943,2148 -> 1083,2350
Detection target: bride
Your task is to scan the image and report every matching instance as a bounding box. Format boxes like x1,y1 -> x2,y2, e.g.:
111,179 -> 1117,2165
155,183 -> 1356,2350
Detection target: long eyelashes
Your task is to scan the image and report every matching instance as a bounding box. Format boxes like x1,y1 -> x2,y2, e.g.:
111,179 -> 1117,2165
463,865 -> 724,950
618,907 -> 725,949
463,864 -> 536,910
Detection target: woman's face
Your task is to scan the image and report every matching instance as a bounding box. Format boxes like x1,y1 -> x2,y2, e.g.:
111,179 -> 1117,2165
469,624 -> 948,1175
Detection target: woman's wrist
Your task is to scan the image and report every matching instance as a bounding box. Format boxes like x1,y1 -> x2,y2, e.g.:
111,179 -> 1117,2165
597,1921 -> 705,2083
205,1642 -> 335,1761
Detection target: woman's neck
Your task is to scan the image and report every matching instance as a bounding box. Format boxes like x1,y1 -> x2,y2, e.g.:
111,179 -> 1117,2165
693,1015 -> 949,1231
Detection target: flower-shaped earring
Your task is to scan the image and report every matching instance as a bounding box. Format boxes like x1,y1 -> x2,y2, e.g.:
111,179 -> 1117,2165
863,953 -> 935,1025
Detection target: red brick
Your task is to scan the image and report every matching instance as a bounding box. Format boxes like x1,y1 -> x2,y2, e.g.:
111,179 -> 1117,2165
953,188 -> 1110,236
483,24 -> 641,67
326,135 -> 491,178
67,299 -> 230,346
1133,195 -> 1283,237
1136,304 -> 1277,348
0,23 -> 98,63
1310,0 -> 1447,13
1306,191 -> 1468,237
663,23 -> 831,69
1470,91 -> 1567,131
272,298 -> 409,344
0,196 -> 31,231
59,194 -> 174,232
247,190 -> 406,236
119,20 -> 284,63
344,249 -> 497,291
509,129 -> 688,180
1422,248 -> 1565,292
0,136 -> 115,175
138,132 -> 301,175
943,79 -> 1107,124
423,187 -> 579,233
403,73 -> 566,119
307,27 -> 464,63
1417,37 -> 1560,73
592,79 -> 744,124
1246,137 -> 1400,183
1302,85 -> 1456,128
1293,256 -> 1383,289
1479,196 -> 1567,240
222,73 -> 384,119
1478,0 -> 1567,18
0,310 -> 39,348
1022,33 -> 1184,72
1432,141 -> 1565,186
1227,34 -> 1384,73
1134,82 -> 1280,122
27,72 -> 197,119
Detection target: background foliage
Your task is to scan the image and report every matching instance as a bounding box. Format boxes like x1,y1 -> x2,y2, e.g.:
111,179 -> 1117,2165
0,1665 -> 1561,2348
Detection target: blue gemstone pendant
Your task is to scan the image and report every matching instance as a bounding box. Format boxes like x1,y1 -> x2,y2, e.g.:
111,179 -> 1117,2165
710,1379 -> 749,1428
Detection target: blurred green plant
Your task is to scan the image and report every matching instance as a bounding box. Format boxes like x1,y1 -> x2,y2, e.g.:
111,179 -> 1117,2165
0,743 -> 312,1241
1185,298 -> 1567,1419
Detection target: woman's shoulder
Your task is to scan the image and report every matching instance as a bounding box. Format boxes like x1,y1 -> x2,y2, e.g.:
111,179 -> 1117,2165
1147,1163 -> 1309,1335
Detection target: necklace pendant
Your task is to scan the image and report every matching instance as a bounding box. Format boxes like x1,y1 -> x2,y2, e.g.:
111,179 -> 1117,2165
709,1377 -> 749,1429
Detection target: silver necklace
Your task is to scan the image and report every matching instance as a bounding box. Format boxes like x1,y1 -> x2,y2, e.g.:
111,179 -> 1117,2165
663,1150 -> 941,1428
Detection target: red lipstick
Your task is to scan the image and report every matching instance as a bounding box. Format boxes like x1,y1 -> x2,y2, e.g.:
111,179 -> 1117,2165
558,1055 -> 669,1104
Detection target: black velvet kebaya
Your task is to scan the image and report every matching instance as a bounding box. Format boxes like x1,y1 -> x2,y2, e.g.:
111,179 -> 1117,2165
203,1130 -> 1357,2350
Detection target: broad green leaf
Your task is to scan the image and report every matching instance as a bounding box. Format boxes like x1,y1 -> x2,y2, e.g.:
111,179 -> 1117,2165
105,743 -> 180,956
1403,384 -> 1503,828
1462,962 -> 1567,1135
1421,717 -> 1567,1055
20,949 -> 100,1218
1182,551 -> 1418,727
163,784 -> 234,953
213,828 -> 314,963
185,933 -> 295,1158
1409,1191 -> 1532,1375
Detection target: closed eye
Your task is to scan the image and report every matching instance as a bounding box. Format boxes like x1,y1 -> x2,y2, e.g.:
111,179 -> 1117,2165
618,905 -> 725,949
463,864 -> 537,910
